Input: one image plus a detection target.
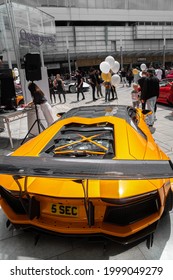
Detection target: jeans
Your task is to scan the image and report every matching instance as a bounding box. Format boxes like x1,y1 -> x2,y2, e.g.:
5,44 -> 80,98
91,85 -> 96,100
105,88 -> 111,102
96,84 -> 103,97
77,86 -> 85,101
146,96 -> 157,126
122,77 -> 127,86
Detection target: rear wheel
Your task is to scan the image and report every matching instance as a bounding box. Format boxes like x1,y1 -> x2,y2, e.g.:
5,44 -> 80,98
69,85 -> 77,93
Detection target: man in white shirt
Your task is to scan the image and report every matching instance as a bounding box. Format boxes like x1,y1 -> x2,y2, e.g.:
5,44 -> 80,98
155,66 -> 163,81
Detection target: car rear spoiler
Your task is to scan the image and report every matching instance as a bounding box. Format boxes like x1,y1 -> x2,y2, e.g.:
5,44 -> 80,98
0,156 -> 173,180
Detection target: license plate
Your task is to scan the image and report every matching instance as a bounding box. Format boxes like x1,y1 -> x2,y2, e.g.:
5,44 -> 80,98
50,203 -> 78,217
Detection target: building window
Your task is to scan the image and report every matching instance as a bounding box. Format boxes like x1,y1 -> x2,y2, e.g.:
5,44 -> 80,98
111,41 -> 116,51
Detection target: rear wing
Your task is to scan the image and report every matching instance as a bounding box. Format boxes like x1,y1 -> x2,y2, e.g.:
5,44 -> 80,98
0,156 -> 173,180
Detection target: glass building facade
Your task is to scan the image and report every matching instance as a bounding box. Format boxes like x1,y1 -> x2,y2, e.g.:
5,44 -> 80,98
1,0 -> 173,71
0,1 -> 55,69
4,0 -> 173,10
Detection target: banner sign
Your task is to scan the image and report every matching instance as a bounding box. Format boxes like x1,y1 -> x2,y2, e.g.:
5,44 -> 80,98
19,29 -> 55,47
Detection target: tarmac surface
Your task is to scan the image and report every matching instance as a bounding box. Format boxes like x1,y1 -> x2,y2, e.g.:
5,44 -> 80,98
0,84 -> 173,260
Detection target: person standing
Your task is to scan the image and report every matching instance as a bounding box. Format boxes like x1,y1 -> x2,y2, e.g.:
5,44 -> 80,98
126,69 -> 134,87
141,69 -> 160,127
167,82 -> 173,116
28,82 -> 54,127
95,70 -> 103,98
121,68 -> 128,87
161,66 -> 166,79
53,74 -> 66,103
103,81 -> 111,102
76,70 -> 85,101
131,83 -> 140,108
89,67 -> 97,101
138,70 -> 147,109
110,85 -> 118,100
155,66 -> 163,81
48,77 -> 56,103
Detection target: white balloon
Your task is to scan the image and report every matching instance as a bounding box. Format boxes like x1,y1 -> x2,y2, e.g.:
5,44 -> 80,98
111,61 -> 120,73
105,55 -> 115,68
111,74 -> 121,86
100,61 -> 111,74
140,63 -> 146,71
13,68 -> 19,77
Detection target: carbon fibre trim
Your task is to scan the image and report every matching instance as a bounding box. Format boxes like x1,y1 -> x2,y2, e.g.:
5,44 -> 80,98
8,222 -> 158,245
0,156 -> 173,180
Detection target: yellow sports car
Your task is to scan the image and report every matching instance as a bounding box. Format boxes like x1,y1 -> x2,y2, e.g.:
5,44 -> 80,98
0,105 -> 173,247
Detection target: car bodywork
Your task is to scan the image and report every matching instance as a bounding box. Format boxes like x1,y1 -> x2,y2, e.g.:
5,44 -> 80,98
64,81 -> 90,93
158,78 -> 173,105
166,70 -> 173,79
0,105 -> 173,245
14,83 -> 24,107
16,94 -> 24,106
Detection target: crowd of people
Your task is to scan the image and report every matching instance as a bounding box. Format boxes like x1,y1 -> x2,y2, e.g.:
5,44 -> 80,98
48,68 -> 118,104
2,53 -> 173,132
26,67 -> 119,128
26,65 -> 173,130
127,67 -> 168,128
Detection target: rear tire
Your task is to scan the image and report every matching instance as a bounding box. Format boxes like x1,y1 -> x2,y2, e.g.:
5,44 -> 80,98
69,85 -> 76,93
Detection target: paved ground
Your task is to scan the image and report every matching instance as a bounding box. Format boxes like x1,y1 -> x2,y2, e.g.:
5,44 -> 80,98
0,84 -> 173,260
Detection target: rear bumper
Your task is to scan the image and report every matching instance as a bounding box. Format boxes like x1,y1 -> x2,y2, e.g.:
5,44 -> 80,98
10,221 -> 158,245
0,185 -> 160,245
0,200 -> 159,246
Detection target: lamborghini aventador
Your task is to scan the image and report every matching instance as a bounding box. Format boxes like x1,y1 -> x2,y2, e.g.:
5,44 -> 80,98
0,105 -> 173,245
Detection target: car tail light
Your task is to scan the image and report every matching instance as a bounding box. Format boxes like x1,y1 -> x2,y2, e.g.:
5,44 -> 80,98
103,191 -> 160,225
0,186 -> 40,219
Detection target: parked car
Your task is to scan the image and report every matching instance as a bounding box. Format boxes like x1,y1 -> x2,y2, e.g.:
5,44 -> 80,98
0,105 -> 173,246
64,80 -> 90,93
166,69 -> 173,79
157,78 -> 173,105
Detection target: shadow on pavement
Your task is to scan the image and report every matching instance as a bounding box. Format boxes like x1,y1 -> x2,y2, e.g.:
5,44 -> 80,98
165,115 -> 173,121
